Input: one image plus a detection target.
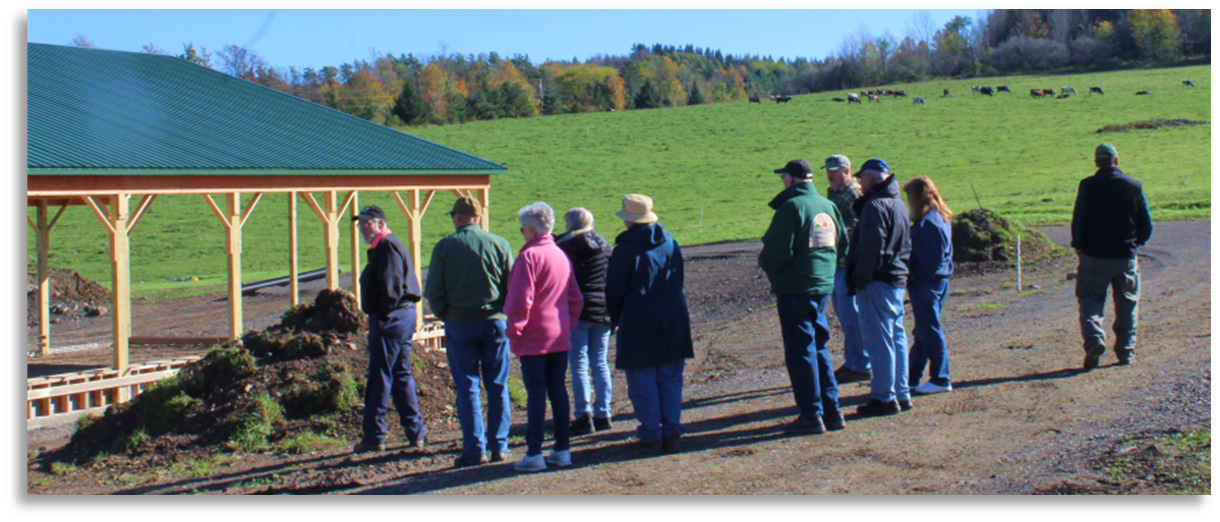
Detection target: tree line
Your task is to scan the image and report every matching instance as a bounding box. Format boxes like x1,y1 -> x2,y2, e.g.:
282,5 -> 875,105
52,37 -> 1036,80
78,9 -> 1210,128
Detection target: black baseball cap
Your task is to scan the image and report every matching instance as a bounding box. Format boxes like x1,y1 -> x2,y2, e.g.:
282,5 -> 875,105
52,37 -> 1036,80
774,159 -> 814,179
352,205 -> 386,222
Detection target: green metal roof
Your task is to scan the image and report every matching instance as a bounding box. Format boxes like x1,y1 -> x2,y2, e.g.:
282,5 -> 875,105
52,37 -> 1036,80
27,43 -> 506,174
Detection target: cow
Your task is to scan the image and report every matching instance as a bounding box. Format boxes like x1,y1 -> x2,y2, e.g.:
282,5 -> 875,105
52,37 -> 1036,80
972,86 -> 980,94
1136,90 -> 1152,95
894,90 -> 907,97
1043,88 -> 1055,95
847,93 -> 861,104
832,97 -> 846,102
1061,86 -> 1077,95
1030,88 -> 1045,98
1056,93 -> 1071,99
980,86 -> 994,96
943,88 -> 950,97
997,86 -> 1011,93
775,95 -> 792,103
913,97 -> 925,105
749,96 -> 761,104
868,94 -> 880,103
1089,87 -> 1104,95
1183,80 -> 1195,87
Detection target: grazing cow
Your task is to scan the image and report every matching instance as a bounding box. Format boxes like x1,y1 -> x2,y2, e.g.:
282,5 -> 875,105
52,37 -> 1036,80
1056,93 -> 1071,99
980,86 -> 994,96
1043,88 -> 1055,96
1183,80 -> 1195,87
868,94 -> 879,103
1089,87 -> 1104,95
997,86 -> 1011,93
943,88 -> 950,97
1061,86 -> 1077,95
775,95 -> 792,103
1030,88 -> 1045,98
913,97 -> 925,105
832,97 -> 846,102
972,86 -> 980,94
847,93 -> 861,105
1136,90 -> 1152,95
749,96 -> 761,104
895,90 -> 907,97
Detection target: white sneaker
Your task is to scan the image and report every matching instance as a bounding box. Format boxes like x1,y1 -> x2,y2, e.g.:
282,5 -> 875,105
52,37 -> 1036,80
912,381 -> 953,395
545,449 -> 572,467
513,453 -> 547,472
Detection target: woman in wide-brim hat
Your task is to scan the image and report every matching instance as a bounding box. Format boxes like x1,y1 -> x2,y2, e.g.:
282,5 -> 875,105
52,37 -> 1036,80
605,194 -> 694,456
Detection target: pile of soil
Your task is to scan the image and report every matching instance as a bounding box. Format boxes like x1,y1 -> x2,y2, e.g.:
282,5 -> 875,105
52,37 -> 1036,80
49,289 -> 458,470
1097,119 -> 1209,133
26,265 -> 112,327
952,209 -> 1066,264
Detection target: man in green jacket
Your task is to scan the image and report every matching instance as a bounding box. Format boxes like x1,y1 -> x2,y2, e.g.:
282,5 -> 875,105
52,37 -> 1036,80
423,197 -> 515,467
758,159 -> 849,434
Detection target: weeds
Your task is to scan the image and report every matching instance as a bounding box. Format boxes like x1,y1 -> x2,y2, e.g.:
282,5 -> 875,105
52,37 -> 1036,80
226,392 -> 284,453
276,432 -> 345,454
49,462 -> 77,476
507,375 -> 528,408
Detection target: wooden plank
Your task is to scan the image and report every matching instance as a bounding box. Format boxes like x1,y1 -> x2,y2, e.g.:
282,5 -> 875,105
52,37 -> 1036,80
239,192 -> 263,228
27,369 -> 179,400
82,196 -> 116,236
350,192 -> 361,305
289,192 -> 299,307
27,406 -> 112,430
126,194 -> 158,234
108,194 -> 131,375
128,336 -> 228,346
225,193 -> 243,340
200,194 -> 231,230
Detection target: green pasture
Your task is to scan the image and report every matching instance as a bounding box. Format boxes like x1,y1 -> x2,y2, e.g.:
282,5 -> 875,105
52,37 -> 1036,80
27,65 -> 1211,297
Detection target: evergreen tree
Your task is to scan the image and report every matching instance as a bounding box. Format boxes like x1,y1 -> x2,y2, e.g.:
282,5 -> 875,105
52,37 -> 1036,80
688,82 -> 705,105
392,77 -> 427,125
634,79 -> 663,109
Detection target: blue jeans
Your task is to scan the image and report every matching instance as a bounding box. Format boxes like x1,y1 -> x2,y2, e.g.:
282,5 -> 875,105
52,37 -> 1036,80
908,277 -> 951,388
624,360 -> 685,443
444,319 -> 512,456
362,306 -> 426,445
775,294 -> 841,419
569,321 -> 613,419
519,351 -> 571,456
857,282 -> 910,403
833,267 -> 868,372
1076,255 -> 1140,356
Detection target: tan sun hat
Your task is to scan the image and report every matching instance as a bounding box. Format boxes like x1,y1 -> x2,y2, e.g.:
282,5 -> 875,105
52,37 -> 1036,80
615,194 -> 659,224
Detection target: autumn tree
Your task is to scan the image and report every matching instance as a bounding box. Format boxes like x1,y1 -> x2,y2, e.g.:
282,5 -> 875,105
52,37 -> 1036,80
218,45 -> 267,81
178,43 -> 212,68
1128,9 -> 1181,61
419,63 -> 449,123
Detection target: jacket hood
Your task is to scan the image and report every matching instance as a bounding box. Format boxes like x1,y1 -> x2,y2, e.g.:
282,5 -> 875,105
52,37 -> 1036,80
768,181 -> 819,210
555,230 -> 609,255
616,222 -> 670,248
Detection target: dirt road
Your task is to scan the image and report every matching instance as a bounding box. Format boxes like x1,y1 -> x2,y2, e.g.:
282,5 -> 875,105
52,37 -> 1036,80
26,222 -> 1210,494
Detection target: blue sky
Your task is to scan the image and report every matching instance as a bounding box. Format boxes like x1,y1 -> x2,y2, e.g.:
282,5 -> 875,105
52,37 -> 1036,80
27,9 -> 985,70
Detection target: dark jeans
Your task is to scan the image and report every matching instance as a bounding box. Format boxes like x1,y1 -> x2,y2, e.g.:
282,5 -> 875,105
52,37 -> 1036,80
362,306 -> 426,445
775,294 -> 840,419
624,360 -> 686,442
444,319 -> 512,456
519,351 -> 571,457
1076,255 -> 1140,356
908,277 -> 951,387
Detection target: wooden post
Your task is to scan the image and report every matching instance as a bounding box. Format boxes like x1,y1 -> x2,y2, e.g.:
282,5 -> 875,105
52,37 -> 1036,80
289,191 -> 299,307
324,191 -> 340,290
479,186 -> 491,232
225,193 -> 243,340
108,195 -> 131,374
36,201 -> 51,355
409,190 -> 424,331
350,191 -> 361,305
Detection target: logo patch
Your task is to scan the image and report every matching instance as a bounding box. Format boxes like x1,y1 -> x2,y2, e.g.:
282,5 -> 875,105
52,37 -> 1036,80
811,213 -> 836,249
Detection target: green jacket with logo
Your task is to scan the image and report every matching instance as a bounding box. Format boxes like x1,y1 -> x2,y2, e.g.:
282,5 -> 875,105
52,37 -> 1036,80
757,182 -> 849,296
423,224 -> 514,322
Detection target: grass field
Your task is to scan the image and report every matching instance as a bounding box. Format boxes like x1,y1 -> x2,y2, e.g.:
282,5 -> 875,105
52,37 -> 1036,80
27,65 -> 1211,296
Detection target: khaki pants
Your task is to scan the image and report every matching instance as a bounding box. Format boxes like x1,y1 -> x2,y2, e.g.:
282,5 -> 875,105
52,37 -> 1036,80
1075,254 -> 1139,357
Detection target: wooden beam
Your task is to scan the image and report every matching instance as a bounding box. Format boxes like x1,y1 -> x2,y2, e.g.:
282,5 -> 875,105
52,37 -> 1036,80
107,194 -> 132,375
36,201 -> 50,355
82,196 -> 116,236
239,192 -> 263,228
392,191 -> 414,221
47,204 -> 68,230
408,190 -> 424,331
225,193 -> 243,340
349,192 -> 361,306
479,186 -> 491,232
289,192 -> 299,307
129,336 -> 229,346
301,192 -> 326,222
200,194 -> 231,230
323,191 -> 340,290
126,194 -> 158,234
337,190 -> 358,222
28,174 -> 494,197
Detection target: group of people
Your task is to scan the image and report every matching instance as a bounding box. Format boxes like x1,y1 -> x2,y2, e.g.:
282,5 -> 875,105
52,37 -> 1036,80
347,141 -> 1153,470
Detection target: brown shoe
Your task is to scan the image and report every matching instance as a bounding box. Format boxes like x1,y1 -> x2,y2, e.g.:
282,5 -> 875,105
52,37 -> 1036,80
662,432 -> 682,454
453,452 -> 489,468
1083,343 -> 1106,370
784,415 -> 826,435
636,440 -> 663,457
352,441 -> 385,454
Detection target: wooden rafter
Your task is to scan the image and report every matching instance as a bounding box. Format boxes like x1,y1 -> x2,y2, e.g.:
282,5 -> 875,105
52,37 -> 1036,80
239,193 -> 263,228
127,195 -> 158,234
301,192 -> 326,222
48,204 -> 68,230
201,194 -> 231,230
82,196 -> 116,235
337,191 -> 357,221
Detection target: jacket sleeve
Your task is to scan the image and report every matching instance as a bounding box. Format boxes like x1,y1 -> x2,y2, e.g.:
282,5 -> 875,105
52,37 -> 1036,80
910,217 -> 941,282
605,247 -> 633,327
1070,179 -> 1087,251
422,240 -> 448,320
566,265 -> 584,325
492,238 -> 513,311
502,252 -> 533,343
850,202 -> 884,289
833,205 -> 849,264
1135,188 -> 1154,246
758,203 -> 797,275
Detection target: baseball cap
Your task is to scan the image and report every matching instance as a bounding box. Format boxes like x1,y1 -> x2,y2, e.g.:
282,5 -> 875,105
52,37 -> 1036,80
821,154 -> 851,171
855,158 -> 890,177
774,159 -> 814,179
446,196 -> 483,217
352,205 -> 386,222
1095,143 -> 1117,159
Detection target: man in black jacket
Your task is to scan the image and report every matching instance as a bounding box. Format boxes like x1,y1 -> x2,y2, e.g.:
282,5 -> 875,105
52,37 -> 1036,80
844,158 -> 912,418
351,205 -> 426,453
1071,143 -> 1153,369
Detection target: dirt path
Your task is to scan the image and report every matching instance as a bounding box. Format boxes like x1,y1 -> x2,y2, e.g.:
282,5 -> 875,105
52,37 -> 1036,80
26,222 -> 1210,495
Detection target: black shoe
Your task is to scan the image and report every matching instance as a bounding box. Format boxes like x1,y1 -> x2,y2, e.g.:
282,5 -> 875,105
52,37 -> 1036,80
785,415 -> 826,435
636,441 -> 663,457
1115,350 -> 1134,366
824,411 -> 846,431
1083,343 -> 1105,370
662,432 -> 683,454
856,399 -> 901,417
453,452 -> 489,468
570,414 -> 594,436
898,400 -> 913,412
593,416 -> 613,432
489,450 -> 511,463
834,366 -> 873,384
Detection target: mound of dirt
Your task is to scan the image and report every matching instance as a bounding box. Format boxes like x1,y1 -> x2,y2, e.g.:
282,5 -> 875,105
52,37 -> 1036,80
1097,119 -> 1209,133
51,289 -> 458,467
952,209 -> 1066,264
26,265 -> 112,327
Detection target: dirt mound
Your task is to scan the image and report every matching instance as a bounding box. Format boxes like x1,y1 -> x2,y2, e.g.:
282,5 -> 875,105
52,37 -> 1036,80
1097,119 -> 1209,133
50,290 -> 458,468
952,209 -> 1066,264
27,265 -> 112,327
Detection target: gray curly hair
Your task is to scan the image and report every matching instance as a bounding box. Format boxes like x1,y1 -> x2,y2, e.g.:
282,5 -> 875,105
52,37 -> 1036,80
517,201 -> 555,234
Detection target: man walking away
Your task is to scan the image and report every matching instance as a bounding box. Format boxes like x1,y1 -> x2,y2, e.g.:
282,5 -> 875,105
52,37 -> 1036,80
759,159 -> 850,434
1071,143 -> 1153,369
822,154 -> 870,384
423,197 -> 516,467
352,205 -> 426,453
844,159 -> 913,418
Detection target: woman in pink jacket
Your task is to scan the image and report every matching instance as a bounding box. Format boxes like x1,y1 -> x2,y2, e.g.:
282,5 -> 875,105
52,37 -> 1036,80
504,201 -> 584,472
